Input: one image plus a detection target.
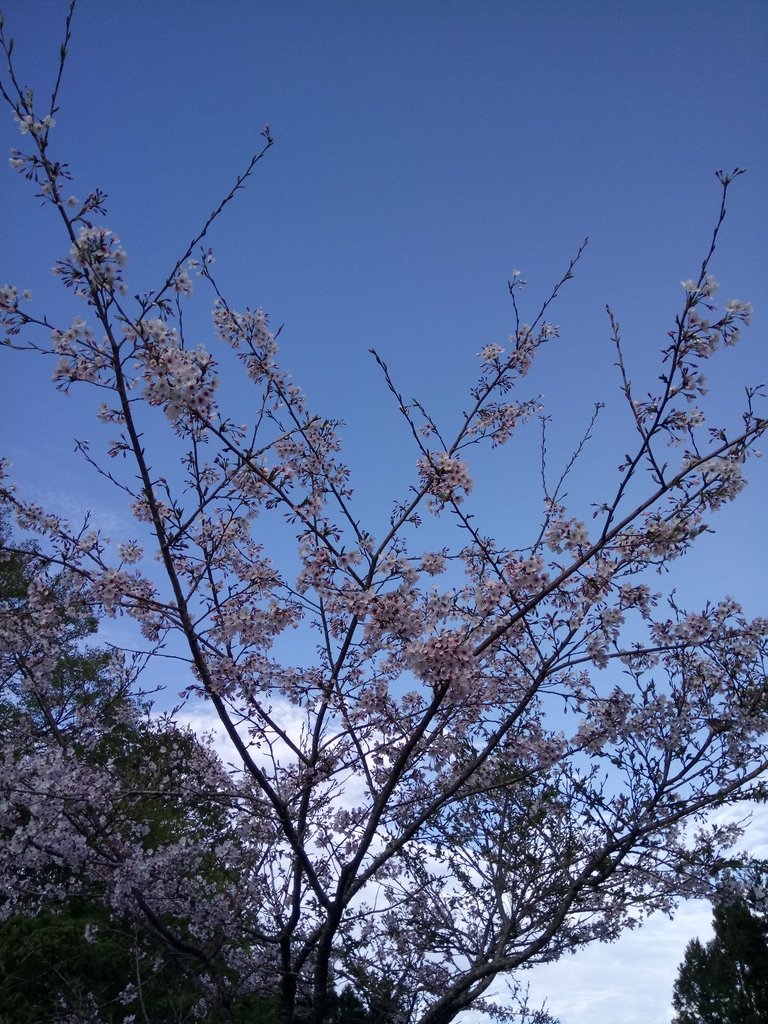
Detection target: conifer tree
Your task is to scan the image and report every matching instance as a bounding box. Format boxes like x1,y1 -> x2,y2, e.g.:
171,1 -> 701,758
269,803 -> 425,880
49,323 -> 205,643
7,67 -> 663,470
672,866 -> 768,1024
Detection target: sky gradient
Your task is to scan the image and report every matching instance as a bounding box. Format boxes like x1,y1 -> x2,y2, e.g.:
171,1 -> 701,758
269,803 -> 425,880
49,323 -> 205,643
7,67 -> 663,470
2,2 -> 767,1022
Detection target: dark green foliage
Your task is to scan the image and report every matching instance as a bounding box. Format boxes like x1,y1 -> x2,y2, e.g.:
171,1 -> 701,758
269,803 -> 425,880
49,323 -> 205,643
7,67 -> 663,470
671,868 -> 768,1024
0,897 -> 207,1023
334,964 -> 415,1024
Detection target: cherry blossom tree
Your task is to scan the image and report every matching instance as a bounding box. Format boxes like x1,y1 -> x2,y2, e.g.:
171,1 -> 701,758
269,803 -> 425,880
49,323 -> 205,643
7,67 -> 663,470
1,5 -> 767,1023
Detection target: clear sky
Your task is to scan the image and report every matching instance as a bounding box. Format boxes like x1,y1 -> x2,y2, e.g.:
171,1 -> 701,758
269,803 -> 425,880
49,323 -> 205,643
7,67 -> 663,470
2,2 -> 767,1022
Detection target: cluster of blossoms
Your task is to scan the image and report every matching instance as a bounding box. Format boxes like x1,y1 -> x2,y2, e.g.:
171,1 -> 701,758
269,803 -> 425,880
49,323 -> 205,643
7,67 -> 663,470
725,298 -> 753,319
211,598 -> 297,649
694,455 -> 748,509
469,396 -> 542,447
363,586 -> 424,644
88,567 -> 157,618
96,402 -> 126,424
14,111 -> 55,137
477,343 -> 504,364
461,322 -> 561,468
129,493 -> 174,524
55,225 -> 128,295
573,687 -> 634,752
501,553 -> 549,597
614,514 -> 699,564
7,148 -> 26,171
213,304 -> 276,368
545,516 -> 590,554
709,450 -> 749,522
231,460 -> 272,502
0,283 -> 31,310
681,273 -> 721,298
505,323 -> 555,377
12,501 -> 63,536
406,630 -> 478,697
628,273 -> 757,441
171,268 -> 193,295
137,319 -> 220,425
117,541 -> 143,565
419,551 -> 447,576
51,316 -> 95,351
417,451 -> 473,508
681,277 -> 753,353
617,582 -> 656,618
0,283 -> 33,340
51,316 -> 111,384
0,575 -> 66,697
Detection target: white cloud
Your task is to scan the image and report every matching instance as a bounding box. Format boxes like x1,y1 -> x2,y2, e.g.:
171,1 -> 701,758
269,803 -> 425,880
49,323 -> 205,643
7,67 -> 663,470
521,902 -> 713,1024
175,699 -> 309,773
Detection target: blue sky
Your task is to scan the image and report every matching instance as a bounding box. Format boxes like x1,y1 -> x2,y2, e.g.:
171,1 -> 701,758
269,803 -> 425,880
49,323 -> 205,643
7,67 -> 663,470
2,2 -> 767,1022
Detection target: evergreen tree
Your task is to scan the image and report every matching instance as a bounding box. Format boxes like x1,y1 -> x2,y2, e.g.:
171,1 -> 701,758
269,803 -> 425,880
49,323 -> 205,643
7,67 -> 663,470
672,867 -> 768,1024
